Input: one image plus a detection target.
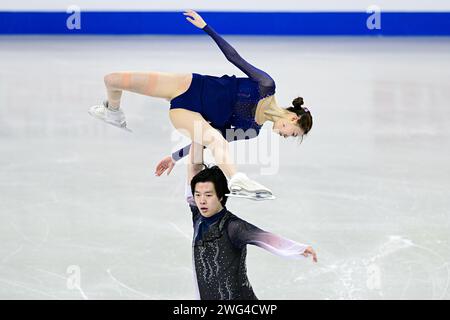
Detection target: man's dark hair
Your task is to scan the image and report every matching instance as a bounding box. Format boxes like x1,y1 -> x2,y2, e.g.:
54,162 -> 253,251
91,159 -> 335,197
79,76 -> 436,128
191,165 -> 229,207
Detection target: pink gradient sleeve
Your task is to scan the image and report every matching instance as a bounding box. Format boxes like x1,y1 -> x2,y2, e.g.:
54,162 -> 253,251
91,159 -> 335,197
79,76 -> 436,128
227,219 -> 309,260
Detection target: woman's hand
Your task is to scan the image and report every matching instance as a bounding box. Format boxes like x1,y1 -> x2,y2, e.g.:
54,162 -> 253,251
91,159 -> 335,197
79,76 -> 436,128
155,156 -> 176,176
183,9 -> 207,29
302,246 -> 318,263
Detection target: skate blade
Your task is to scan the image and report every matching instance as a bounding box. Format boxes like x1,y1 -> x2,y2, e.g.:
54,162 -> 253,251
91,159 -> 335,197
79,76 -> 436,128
225,191 -> 276,201
88,111 -> 133,133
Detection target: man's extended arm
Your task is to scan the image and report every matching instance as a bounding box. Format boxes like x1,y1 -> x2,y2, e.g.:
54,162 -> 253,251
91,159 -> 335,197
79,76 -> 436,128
227,219 -> 316,261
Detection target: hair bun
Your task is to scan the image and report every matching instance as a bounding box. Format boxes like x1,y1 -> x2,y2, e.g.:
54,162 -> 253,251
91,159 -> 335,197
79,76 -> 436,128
292,97 -> 304,109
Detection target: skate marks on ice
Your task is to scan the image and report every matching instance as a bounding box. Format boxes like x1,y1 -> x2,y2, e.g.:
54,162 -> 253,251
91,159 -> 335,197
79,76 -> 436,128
34,268 -> 89,300
294,235 -> 450,299
106,268 -> 151,299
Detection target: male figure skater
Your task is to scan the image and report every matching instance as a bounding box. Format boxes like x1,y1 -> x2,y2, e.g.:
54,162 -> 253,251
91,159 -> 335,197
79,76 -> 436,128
186,142 -> 317,300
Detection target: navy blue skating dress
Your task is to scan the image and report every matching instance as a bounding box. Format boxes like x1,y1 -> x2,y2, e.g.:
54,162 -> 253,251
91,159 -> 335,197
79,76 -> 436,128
169,24 -> 276,161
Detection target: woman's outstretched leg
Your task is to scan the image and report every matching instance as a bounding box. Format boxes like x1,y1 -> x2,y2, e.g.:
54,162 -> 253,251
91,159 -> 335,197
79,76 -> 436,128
103,72 -> 192,109
89,72 -> 192,129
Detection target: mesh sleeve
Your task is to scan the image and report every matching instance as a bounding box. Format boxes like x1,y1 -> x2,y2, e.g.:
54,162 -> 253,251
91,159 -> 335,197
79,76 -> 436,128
227,219 -> 309,260
203,24 -> 276,97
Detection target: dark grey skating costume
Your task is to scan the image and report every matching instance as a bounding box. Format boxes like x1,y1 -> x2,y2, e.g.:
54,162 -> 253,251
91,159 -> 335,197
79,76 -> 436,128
186,190 -> 309,300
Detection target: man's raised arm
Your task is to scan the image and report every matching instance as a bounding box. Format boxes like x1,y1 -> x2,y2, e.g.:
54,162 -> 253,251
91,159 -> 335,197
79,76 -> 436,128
186,142 -> 205,206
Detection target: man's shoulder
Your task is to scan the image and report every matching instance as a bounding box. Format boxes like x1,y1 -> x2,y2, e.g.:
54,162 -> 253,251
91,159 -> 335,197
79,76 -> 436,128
223,210 -> 247,228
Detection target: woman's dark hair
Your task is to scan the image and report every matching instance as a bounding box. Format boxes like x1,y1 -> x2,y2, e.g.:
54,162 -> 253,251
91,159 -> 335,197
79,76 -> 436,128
191,165 -> 230,207
286,97 -> 313,140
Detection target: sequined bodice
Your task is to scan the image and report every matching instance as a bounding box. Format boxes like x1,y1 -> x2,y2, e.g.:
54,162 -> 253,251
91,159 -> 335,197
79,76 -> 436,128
229,78 -> 275,133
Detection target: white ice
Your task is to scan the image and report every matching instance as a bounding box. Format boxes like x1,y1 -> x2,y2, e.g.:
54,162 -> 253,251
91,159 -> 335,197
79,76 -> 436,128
0,35 -> 449,299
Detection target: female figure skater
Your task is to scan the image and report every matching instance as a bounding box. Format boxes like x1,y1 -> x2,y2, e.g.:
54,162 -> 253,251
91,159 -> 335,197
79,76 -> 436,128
89,9 -> 313,200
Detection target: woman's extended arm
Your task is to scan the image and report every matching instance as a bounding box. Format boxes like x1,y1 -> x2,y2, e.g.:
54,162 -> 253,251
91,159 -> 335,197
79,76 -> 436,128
202,24 -> 275,88
184,10 -> 275,89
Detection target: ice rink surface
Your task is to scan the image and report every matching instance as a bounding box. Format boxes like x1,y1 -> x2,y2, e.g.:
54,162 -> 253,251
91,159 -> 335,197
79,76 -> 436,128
0,35 -> 449,299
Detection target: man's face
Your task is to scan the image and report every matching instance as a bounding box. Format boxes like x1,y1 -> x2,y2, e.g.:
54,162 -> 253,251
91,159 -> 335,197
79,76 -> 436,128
194,182 -> 223,217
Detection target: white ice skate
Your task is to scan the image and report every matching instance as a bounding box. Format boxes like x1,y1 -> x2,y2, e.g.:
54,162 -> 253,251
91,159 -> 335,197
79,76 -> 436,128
226,172 -> 276,201
88,101 -> 132,132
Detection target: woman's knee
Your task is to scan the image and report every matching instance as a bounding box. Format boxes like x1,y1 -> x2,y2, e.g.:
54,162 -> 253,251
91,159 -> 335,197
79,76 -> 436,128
203,131 -> 227,150
169,110 -> 225,146
104,72 -> 122,89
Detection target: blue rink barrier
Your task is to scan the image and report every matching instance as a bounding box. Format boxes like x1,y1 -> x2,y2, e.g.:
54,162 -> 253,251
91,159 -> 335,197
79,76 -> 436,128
0,11 -> 449,36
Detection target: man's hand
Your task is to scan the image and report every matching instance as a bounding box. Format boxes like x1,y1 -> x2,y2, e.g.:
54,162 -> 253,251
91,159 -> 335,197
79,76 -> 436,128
302,246 -> 318,263
183,9 -> 207,29
155,156 -> 175,176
